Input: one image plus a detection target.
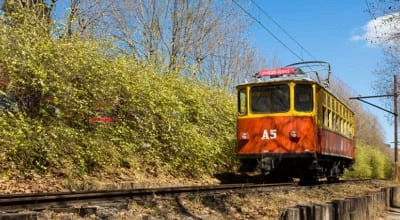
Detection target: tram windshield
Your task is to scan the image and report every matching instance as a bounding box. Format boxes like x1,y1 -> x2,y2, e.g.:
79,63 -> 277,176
294,84 -> 313,112
250,85 -> 289,113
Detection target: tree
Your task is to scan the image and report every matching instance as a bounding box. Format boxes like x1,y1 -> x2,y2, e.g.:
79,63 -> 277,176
364,1 -> 400,148
364,0 -> 400,90
1,0 -> 56,27
329,74 -> 387,150
0,0 -> 272,91
46,0 -> 267,91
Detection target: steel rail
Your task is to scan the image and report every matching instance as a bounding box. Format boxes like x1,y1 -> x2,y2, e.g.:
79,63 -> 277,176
0,178 -> 376,216
0,182 -> 295,211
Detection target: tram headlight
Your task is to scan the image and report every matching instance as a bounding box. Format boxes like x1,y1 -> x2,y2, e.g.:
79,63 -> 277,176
241,132 -> 249,140
290,130 -> 297,138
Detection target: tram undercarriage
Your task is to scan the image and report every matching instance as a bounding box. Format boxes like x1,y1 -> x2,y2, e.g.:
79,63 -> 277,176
239,153 -> 353,183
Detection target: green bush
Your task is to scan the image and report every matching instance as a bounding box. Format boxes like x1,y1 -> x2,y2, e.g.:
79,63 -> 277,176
113,64 -> 237,177
344,142 -> 392,179
0,17 -> 237,178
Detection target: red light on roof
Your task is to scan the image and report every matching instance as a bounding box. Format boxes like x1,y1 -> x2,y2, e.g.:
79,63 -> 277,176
258,67 -> 295,76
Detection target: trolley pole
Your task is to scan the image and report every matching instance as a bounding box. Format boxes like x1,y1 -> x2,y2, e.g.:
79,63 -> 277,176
349,74 -> 398,182
394,74 -> 398,182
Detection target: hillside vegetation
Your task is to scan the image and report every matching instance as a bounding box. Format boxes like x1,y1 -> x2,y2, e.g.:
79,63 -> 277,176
0,14 -> 237,180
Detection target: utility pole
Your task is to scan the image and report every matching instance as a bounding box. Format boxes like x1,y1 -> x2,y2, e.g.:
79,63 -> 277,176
394,74 -> 398,182
349,74 -> 398,182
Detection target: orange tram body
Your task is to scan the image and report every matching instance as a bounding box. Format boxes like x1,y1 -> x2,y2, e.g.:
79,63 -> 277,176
236,61 -> 355,183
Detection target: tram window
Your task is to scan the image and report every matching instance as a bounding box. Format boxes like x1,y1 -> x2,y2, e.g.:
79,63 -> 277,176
250,85 -> 289,113
341,118 -> 344,133
322,106 -> 328,127
294,84 -> 313,112
238,89 -> 247,115
328,109 -> 332,128
327,96 -> 331,108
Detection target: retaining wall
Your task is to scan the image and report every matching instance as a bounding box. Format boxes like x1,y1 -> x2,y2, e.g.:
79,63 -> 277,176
280,186 -> 398,220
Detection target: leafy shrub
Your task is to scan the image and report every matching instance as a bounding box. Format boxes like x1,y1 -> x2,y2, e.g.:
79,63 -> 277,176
0,17 -> 237,178
113,62 -> 237,177
344,142 -> 392,179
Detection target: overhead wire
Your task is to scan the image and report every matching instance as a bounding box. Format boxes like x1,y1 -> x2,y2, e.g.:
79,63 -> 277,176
232,1 -> 363,98
249,0 -> 317,60
231,0 -> 305,61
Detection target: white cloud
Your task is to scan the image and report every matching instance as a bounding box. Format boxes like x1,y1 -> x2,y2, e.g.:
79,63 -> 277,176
351,13 -> 400,47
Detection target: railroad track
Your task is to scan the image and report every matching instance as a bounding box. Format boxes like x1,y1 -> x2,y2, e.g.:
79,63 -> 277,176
0,178 -> 374,218
0,182 -> 296,217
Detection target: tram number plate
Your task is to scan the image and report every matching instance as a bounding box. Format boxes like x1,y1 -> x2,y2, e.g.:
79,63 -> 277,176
262,129 -> 277,140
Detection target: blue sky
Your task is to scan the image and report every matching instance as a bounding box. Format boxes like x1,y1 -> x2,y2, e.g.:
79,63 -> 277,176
245,1 -> 394,145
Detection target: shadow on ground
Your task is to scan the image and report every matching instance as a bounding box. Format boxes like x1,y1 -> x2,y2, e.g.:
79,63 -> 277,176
214,172 -> 292,184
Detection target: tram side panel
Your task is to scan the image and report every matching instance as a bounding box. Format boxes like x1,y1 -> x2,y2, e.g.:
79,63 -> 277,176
320,129 -> 355,159
317,89 -> 355,160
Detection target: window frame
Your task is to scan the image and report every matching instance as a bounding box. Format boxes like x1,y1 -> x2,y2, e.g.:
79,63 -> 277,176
294,84 -> 314,112
250,84 -> 290,114
238,88 -> 247,115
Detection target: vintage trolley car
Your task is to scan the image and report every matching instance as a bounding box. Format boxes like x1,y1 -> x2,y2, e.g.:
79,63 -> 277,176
236,61 -> 355,183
